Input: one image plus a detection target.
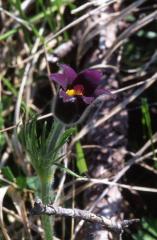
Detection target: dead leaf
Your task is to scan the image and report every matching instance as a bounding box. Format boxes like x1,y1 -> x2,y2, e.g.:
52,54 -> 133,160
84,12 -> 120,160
0,186 -> 11,240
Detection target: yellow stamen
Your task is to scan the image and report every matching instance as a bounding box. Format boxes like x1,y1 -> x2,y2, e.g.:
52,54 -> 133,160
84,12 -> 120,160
66,87 -> 84,97
66,89 -> 76,96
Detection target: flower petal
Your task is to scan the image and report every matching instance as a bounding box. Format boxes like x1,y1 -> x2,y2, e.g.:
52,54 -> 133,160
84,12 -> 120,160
59,64 -> 77,85
78,69 -> 103,86
74,69 -> 103,96
50,73 -> 68,90
54,96 -> 86,124
82,96 -> 94,104
94,88 -> 112,96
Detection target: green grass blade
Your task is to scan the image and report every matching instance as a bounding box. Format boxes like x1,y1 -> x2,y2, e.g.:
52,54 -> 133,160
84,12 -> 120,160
75,140 -> 88,174
54,163 -> 82,178
141,98 -> 156,160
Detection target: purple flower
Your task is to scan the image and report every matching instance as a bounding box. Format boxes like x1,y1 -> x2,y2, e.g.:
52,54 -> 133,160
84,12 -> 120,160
50,64 -> 110,124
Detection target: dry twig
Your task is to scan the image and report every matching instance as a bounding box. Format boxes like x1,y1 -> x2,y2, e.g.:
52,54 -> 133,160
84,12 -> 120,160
31,198 -> 139,234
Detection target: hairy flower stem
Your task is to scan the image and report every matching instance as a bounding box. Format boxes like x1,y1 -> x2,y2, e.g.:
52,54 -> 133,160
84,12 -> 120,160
40,171 -> 54,240
39,121 -> 65,240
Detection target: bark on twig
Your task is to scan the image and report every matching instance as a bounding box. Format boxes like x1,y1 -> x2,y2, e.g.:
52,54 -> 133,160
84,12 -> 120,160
31,198 -> 139,234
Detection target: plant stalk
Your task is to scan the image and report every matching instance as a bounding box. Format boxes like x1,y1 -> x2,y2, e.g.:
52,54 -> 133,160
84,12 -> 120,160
39,121 -> 65,239
40,170 -> 54,240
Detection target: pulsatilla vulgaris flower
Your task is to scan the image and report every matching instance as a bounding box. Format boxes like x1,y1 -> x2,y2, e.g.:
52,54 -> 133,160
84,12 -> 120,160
50,64 -> 110,124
